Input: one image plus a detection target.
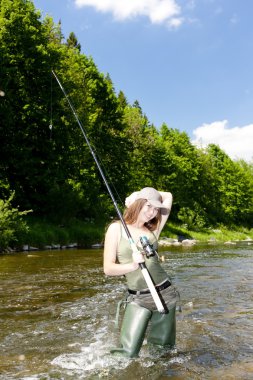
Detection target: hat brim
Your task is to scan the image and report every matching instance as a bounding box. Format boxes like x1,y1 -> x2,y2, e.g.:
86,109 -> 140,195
148,199 -> 168,210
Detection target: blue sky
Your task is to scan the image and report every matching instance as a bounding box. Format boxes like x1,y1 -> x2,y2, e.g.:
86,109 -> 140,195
32,0 -> 253,162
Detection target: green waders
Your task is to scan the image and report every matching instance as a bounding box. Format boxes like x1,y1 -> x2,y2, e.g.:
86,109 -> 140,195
111,302 -> 152,358
147,306 -> 176,346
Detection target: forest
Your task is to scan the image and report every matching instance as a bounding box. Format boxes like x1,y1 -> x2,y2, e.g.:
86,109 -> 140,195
0,0 -> 253,250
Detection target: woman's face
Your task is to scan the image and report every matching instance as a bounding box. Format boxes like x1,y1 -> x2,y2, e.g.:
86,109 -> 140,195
139,201 -> 159,222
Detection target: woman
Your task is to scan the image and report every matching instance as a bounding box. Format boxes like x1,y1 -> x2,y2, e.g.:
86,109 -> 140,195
103,187 -> 178,357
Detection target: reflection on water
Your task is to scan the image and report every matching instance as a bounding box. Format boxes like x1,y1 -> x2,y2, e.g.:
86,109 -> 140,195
0,243 -> 253,379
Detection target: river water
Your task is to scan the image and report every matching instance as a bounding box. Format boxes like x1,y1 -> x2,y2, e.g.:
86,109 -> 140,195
0,242 -> 253,380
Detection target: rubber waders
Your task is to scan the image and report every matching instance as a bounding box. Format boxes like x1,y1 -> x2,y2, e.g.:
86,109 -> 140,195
147,306 -> 176,347
111,302 -> 152,358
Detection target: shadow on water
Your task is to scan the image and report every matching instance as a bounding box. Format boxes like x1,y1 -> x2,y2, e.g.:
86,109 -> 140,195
0,243 -> 253,379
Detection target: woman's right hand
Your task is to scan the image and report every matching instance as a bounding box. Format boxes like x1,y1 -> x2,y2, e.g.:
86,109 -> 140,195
132,249 -> 145,264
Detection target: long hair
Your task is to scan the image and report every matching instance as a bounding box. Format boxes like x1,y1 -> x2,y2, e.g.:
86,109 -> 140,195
123,199 -> 161,231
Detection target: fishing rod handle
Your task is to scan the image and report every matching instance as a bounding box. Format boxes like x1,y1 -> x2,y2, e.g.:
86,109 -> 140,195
130,241 -> 166,314
140,267 -> 166,314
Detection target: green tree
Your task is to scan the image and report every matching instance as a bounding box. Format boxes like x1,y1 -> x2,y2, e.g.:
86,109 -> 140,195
66,31 -> 81,51
0,0 -> 130,222
159,125 -> 202,219
1,0 -> 253,231
205,144 -> 253,225
122,104 -> 161,191
117,90 -> 128,110
53,53 -> 131,219
0,0 -> 64,214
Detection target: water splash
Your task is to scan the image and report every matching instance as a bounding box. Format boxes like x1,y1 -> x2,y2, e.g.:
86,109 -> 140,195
51,326 -> 130,375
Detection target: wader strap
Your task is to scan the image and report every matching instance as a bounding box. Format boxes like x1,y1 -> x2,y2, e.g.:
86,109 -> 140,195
114,295 -> 129,329
176,289 -> 182,312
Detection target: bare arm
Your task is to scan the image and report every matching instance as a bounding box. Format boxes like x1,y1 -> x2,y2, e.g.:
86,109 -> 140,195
103,222 -> 142,276
156,191 -> 173,236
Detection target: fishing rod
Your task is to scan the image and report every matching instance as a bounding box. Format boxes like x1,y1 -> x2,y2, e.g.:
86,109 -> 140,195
52,70 -> 166,314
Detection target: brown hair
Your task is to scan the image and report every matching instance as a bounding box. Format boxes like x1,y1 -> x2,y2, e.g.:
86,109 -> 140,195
123,199 -> 161,231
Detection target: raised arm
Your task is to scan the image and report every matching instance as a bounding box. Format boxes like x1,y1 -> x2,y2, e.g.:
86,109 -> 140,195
157,191 -> 173,236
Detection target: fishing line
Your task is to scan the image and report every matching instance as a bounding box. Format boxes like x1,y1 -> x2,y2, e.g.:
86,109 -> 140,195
53,74 -> 123,209
49,74 -> 53,140
90,144 -> 125,209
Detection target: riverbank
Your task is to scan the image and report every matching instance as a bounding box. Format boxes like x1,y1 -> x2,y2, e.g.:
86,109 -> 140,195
4,219 -> 253,253
161,222 -> 253,246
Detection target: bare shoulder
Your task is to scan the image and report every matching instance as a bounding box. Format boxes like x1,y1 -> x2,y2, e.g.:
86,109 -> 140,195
104,221 -> 121,256
106,221 -> 121,236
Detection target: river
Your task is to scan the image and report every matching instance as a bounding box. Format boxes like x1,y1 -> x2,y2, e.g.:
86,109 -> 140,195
0,242 -> 252,379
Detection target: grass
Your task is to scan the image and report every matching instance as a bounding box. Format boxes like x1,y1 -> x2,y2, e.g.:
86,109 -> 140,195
15,217 -> 253,251
162,223 -> 253,242
17,217 -> 106,250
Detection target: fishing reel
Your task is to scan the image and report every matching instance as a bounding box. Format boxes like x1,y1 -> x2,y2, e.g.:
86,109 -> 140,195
140,236 -> 157,258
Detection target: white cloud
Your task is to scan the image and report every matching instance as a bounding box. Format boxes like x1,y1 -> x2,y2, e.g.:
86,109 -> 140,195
192,120 -> 253,162
230,13 -> 239,25
74,0 -> 182,27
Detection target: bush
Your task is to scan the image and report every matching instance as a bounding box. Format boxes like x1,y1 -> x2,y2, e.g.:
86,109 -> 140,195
0,192 -> 31,251
177,204 -> 208,230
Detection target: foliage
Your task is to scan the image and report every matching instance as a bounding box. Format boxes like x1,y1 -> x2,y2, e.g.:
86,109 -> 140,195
177,204 -> 208,230
204,144 -> 253,226
23,218 -> 104,248
0,192 -> 31,250
0,0 -> 252,246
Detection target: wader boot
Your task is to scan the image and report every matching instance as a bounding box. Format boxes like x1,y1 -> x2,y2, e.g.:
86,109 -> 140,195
111,302 -> 152,358
147,306 -> 176,347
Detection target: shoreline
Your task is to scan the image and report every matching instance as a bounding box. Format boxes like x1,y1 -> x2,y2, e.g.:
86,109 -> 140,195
3,236 -> 253,254
158,236 -> 253,247
1,220 -> 253,254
